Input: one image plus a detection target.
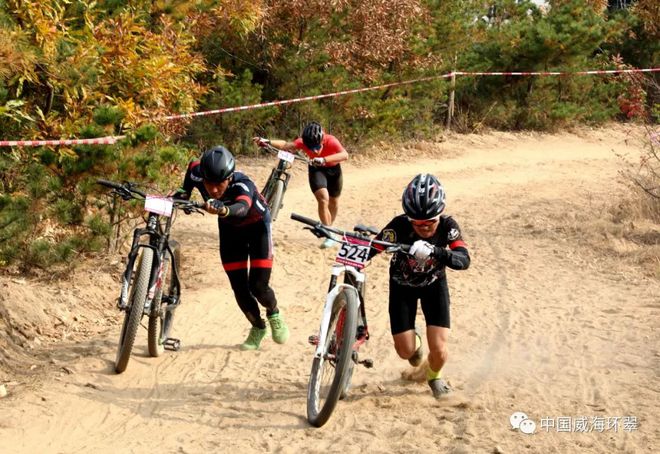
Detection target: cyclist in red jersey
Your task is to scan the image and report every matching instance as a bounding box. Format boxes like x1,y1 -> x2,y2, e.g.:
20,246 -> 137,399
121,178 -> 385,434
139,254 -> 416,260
253,122 -> 349,248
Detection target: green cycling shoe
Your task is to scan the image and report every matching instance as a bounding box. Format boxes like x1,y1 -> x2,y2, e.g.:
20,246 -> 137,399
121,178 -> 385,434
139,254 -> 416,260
240,326 -> 267,351
268,312 -> 290,344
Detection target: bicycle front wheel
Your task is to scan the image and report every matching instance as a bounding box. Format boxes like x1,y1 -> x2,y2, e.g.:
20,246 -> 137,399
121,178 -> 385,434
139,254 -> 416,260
148,241 -> 180,357
307,287 -> 358,427
268,179 -> 285,221
115,247 -> 153,373
261,169 -> 276,201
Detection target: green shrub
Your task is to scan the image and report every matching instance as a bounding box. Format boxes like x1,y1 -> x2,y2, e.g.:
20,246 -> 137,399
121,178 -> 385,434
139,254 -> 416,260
87,214 -> 111,236
52,198 -> 83,224
27,240 -> 57,268
92,104 -> 125,126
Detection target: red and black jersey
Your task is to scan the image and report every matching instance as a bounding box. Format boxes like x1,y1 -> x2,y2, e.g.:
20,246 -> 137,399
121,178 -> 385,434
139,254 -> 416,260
218,172 -> 270,227
178,161 -> 270,226
373,214 -> 470,287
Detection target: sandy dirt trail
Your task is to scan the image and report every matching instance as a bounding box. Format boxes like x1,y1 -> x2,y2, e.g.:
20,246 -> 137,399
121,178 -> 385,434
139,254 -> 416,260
1,128 -> 658,453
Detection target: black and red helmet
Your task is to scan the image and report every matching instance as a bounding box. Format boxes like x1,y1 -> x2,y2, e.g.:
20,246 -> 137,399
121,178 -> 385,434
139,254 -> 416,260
402,174 -> 446,220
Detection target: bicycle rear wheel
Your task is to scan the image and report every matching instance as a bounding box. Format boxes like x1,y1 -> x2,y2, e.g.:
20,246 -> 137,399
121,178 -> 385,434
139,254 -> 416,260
148,241 -> 180,357
115,247 -> 153,373
268,179 -> 285,221
307,287 -> 358,427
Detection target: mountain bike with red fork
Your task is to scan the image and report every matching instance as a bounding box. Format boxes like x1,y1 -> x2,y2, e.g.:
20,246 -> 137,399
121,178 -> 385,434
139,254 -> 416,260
291,213 -> 411,427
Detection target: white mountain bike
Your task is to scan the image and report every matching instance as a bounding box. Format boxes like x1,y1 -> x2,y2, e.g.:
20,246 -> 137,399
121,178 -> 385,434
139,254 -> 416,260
291,213 -> 411,427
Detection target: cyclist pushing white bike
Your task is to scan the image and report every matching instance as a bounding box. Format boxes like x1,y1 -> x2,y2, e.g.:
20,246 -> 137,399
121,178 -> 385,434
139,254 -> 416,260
292,173 -> 470,427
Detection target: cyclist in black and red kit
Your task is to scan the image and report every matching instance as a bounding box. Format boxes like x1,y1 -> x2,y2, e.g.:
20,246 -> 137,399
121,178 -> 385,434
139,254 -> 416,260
173,146 -> 289,351
370,174 -> 470,398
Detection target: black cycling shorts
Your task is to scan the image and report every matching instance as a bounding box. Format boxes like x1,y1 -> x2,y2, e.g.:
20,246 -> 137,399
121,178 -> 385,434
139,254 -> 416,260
388,277 -> 450,335
308,164 -> 343,197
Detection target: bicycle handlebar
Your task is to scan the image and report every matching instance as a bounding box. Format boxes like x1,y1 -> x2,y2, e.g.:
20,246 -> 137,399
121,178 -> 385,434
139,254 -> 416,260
96,179 -> 205,212
290,212 -> 411,253
97,179 -> 147,198
259,142 -> 309,163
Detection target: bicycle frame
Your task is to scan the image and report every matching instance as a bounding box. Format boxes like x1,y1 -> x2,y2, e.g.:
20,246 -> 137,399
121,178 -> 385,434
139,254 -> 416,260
119,211 -> 180,316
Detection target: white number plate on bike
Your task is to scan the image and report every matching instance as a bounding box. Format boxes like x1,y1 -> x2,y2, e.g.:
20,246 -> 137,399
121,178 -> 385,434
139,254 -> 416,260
144,195 -> 173,217
277,150 -> 296,163
335,236 -> 371,269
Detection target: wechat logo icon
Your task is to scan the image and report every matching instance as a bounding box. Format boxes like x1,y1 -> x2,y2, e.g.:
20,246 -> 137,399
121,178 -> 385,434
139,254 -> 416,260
510,412 -> 536,435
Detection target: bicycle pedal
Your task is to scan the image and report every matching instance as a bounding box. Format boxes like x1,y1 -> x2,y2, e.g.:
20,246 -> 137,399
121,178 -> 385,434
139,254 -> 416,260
359,358 -> 374,368
308,335 -> 319,346
163,338 -> 181,351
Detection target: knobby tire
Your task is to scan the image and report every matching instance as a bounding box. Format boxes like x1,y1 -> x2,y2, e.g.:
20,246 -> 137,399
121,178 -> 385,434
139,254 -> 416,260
307,288 -> 358,427
115,247 -> 153,373
340,273 -> 361,400
148,241 -> 180,357
262,170 -> 276,202
268,179 -> 285,221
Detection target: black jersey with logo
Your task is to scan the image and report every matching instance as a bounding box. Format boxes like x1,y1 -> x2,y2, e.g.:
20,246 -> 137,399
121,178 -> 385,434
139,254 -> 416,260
374,214 -> 469,287
217,172 -> 270,227
179,161 -> 270,227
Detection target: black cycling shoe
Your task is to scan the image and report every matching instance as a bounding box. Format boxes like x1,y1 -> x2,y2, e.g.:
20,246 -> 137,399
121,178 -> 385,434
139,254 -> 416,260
428,378 -> 451,398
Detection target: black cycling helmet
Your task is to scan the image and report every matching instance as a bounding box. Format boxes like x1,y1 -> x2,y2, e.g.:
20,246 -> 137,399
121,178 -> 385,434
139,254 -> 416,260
302,121 -> 324,151
402,173 -> 446,220
199,146 -> 235,183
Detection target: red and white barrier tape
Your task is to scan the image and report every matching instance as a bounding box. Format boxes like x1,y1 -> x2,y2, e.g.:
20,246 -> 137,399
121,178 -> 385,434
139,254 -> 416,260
457,68 -> 660,76
156,74 -> 452,121
1,67 -> 658,146
0,135 -> 125,147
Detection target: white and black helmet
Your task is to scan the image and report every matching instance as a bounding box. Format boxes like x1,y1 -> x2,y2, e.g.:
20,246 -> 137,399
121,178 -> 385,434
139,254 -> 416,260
402,174 -> 446,220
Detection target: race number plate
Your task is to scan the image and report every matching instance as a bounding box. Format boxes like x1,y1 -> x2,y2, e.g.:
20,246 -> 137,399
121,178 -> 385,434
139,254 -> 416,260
335,236 -> 371,269
144,195 -> 173,217
277,149 -> 296,163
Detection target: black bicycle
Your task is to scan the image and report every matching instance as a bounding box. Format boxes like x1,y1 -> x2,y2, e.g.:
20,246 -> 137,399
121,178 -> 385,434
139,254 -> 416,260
97,180 -> 205,373
291,213 -> 411,427
258,142 -> 309,221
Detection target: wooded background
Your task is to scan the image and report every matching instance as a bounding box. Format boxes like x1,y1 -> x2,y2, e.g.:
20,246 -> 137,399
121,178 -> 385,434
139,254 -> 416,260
0,0 -> 657,269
